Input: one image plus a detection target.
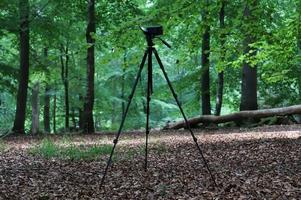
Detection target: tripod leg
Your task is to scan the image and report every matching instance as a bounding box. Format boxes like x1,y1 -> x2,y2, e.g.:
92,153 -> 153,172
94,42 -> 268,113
144,47 -> 152,171
100,50 -> 148,187
153,49 -> 218,187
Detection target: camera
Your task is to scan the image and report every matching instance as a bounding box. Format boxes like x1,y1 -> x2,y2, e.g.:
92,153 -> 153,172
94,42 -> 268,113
140,25 -> 163,37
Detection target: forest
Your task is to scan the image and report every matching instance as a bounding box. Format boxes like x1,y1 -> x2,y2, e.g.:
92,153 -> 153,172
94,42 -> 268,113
0,0 -> 301,199
0,0 -> 300,134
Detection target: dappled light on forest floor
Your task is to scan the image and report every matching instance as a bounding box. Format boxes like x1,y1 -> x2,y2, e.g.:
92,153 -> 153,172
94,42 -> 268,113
0,126 -> 300,199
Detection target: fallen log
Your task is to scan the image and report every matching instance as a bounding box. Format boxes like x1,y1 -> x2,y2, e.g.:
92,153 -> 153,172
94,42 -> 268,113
165,105 -> 301,129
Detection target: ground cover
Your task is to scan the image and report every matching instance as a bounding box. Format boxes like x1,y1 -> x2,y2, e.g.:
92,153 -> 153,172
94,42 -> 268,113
0,125 -> 300,199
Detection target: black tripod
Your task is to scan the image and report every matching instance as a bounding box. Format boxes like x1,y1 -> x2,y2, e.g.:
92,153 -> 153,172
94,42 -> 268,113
100,29 -> 217,188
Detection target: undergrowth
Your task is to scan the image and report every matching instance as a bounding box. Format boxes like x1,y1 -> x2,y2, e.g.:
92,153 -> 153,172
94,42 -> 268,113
0,140 -> 6,152
30,138 -> 169,161
30,138 -> 112,160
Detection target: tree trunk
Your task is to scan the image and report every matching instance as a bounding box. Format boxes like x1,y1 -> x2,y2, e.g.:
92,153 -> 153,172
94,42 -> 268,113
44,85 -> 51,133
215,0 -> 225,116
53,94 -> 56,133
78,95 -> 84,129
111,97 -> 116,125
240,1 -> 258,111
31,82 -> 40,134
201,1 -> 211,115
12,0 -> 30,134
64,81 -> 69,130
71,108 -> 77,130
111,76 -> 116,125
83,0 -> 96,133
165,105 -> 301,129
60,45 -> 70,131
121,51 -> 127,117
215,72 -> 224,115
43,48 -> 51,133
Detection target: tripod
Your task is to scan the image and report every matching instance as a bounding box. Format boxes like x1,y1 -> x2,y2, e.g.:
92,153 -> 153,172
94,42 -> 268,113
100,33 -> 217,188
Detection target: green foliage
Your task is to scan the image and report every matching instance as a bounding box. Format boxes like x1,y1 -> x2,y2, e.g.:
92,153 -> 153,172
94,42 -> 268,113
0,92 -> 15,131
1,0 -> 301,132
31,138 -> 58,159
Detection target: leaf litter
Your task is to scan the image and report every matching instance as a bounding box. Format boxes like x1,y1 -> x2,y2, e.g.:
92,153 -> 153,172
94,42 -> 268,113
0,125 -> 300,199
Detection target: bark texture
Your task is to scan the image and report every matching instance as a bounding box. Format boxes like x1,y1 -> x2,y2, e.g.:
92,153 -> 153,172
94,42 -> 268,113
165,105 -> 301,129
201,1 -> 211,115
121,51 -> 127,117
240,1 -> 258,111
43,85 -> 51,133
31,82 -> 40,134
43,48 -> 51,133
83,0 -> 96,133
52,94 -> 56,133
60,45 -> 70,130
215,0 -> 225,116
12,0 -> 30,134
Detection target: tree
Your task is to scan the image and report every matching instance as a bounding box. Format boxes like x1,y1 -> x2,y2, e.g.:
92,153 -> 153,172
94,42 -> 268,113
240,0 -> 258,111
12,0 -> 30,134
201,0 -> 211,115
82,0 -> 96,133
1,0 -> 301,133
53,93 -> 57,133
121,50 -> 127,117
60,44 -> 70,130
215,0 -> 225,116
43,48 -> 51,133
31,82 -> 39,134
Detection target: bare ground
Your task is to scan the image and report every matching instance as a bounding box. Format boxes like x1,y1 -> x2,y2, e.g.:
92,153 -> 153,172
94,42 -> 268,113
0,125 -> 300,199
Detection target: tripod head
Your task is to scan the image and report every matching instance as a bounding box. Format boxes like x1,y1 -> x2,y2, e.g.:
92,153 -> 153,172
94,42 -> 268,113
140,25 -> 171,48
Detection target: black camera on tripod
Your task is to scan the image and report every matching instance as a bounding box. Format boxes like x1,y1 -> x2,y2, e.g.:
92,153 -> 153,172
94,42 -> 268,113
100,25 -> 217,188
140,25 -> 171,48
140,25 -> 163,37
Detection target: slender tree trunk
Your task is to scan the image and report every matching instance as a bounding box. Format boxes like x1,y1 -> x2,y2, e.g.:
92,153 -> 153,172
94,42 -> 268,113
60,45 -> 70,130
215,72 -> 224,115
64,77 -> 69,130
121,73 -> 125,116
31,82 -> 40,134
43,48 -> 51,133
44,85 -> 51,132
12,0 -> 30,134
111,97 -> 116,125
111,73 -> 116,125
78,95 -> 84,129
83,0 -> 96,133
240,1 -> 258,111
121,51 -> 127,116
201,1 -> 211,115
215,0 -> 225,116
71,108 -> 76,130
53,94 -> 56,133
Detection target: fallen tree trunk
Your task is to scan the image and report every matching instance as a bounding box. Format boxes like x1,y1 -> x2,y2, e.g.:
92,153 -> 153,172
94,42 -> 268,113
165,105 -> 301,129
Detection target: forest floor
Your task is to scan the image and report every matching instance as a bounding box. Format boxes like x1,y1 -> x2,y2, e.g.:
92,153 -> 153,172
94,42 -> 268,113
0,125 -> 300,199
